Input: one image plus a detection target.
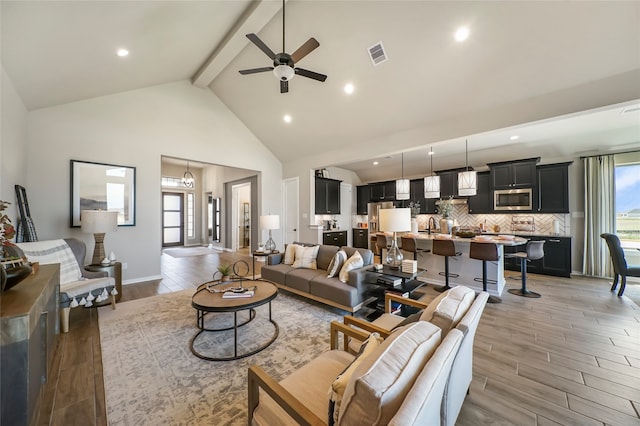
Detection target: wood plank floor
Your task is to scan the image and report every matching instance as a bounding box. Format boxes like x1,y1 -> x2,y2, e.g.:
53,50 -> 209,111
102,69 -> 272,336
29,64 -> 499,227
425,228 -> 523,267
35,248 -> 640,425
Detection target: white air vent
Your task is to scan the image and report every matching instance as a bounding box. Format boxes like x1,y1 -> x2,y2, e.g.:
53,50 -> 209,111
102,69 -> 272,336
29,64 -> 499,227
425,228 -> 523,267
368,41 -> 388,66
621,104 -> 640,114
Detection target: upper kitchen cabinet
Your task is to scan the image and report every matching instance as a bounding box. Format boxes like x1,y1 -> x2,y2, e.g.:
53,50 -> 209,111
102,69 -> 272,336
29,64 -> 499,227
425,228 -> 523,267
315,177 -> 341,214
536,162 -> 571,213
436,168 -> 467,198
409,179 -> 437,214
369,181 -> 396,201
488,158 -> 540,189
467,171 -> 492,214
356,185 -> 369,215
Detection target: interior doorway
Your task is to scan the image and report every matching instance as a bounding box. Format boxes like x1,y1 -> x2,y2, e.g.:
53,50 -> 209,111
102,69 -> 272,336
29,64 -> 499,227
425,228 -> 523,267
231,183 -> 251,253
162,192 -> 183,247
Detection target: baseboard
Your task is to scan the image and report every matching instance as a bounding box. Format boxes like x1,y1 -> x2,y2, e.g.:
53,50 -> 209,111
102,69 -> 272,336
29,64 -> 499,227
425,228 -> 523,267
122,275 -> 163,285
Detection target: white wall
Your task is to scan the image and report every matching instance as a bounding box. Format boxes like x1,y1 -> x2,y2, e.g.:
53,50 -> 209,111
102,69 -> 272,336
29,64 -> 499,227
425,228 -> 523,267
1,66 -> 28,222
21,80 -> 282,283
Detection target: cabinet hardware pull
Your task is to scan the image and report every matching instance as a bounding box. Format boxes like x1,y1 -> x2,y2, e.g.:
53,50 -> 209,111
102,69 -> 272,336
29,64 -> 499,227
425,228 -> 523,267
550,239 -> 560,242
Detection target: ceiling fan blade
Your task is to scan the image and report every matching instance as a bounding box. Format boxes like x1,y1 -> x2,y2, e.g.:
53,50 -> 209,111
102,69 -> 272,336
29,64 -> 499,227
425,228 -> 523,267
290,37 -> 320,63
294,67 -> 327,82
246,33 -> 276,60
239,67 -> 273,75
280,80 -> 289,94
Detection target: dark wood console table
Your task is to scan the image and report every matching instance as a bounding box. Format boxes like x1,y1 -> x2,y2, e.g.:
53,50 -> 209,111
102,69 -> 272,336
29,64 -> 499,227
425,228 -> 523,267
1,264 -> 60,426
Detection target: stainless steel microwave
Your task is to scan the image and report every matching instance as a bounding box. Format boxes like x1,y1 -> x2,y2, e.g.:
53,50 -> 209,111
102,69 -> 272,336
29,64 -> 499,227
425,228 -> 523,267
494,188 -> 533,211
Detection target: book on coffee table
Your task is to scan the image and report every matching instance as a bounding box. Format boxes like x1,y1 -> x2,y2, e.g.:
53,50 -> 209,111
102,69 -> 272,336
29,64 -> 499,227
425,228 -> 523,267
222,290 -> 254,299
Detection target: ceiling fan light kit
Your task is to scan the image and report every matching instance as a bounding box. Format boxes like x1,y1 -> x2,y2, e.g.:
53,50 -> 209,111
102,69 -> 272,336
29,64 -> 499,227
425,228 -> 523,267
239,0 -> 327,93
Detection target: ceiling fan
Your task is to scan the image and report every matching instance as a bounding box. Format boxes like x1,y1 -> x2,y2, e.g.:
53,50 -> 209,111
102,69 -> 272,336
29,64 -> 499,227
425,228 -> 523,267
239,0 -> 327,93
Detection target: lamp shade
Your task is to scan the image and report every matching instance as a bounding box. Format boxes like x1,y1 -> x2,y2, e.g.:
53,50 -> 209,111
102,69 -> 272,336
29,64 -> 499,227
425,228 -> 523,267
424,175 -> 441,199
259,215 -> 280,230
395,179 -> 410,200
379,208 -> 411,233
81,210 -> 118,233
458,170 -> 477,196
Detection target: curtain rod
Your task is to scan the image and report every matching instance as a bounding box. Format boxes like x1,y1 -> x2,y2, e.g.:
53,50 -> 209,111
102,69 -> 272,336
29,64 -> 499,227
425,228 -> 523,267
579,149 -> 640,159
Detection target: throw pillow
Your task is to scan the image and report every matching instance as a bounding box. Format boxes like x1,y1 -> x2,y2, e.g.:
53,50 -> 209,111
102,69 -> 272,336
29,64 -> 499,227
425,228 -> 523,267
327,249 -> 348,278
328,333 -> 381,426
292,245 -> 320,269
283,243 -> 298,265
338,251 -> 364,283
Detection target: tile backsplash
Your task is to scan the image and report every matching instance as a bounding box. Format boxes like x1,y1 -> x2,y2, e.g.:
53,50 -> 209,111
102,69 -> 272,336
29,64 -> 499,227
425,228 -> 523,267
414,204 -> 570,236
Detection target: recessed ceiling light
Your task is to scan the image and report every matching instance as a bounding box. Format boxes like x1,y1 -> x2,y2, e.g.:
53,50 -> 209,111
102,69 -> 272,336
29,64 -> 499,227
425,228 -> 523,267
454,27 -> 470,42
373,161 -> 379,165
283,114 -> 292,123
116,48 -> 129,57
510,135 -> 520,140
344,83 -> 354,94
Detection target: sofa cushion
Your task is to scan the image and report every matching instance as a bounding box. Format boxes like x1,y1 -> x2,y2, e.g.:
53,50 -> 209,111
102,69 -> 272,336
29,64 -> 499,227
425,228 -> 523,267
419,286 -> 475,335
327,250 -> 348,278
292,245 -> 320,269
260,263 -> 293,284
329,333 -> 382,425
283,243 -> 299,265
339,251 -> 364,283
342,246 -> 373,266
338,321 -> 442,426
252,350 -> 355,426
317,245 -> 340,271
309,276 -> 360,308
285,268 -> 325,293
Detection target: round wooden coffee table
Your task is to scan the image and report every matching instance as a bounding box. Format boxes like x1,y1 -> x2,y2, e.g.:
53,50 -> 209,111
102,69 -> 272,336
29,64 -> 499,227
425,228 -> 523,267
190,279 -> 278,361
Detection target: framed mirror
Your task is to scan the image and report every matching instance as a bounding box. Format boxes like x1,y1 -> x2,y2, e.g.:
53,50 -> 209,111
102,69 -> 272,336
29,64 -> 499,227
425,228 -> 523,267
70,160 -> 136,227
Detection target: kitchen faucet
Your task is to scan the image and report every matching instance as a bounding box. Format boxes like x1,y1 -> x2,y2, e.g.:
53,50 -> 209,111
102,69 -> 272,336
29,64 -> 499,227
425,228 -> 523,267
427,217 -> 437,235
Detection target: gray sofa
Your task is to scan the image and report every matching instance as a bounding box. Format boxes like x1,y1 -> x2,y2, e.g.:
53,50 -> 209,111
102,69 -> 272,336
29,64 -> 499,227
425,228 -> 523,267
261,243 -> 376,313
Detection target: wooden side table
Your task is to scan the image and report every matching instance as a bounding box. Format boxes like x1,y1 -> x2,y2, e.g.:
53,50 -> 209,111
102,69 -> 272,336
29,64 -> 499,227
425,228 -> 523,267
85,262 -> 122,302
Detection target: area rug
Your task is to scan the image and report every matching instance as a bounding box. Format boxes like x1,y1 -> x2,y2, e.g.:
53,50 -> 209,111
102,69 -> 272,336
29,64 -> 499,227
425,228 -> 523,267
98,289 -> 345,425
163,246 -> 223,258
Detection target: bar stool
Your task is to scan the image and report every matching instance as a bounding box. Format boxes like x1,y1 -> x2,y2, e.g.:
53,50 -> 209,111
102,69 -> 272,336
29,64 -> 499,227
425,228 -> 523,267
469,241 -> 502,303
506,240 -> 545,298
376,233 -> 391,263
432,238 -> 461,292
400,236 -> 430,260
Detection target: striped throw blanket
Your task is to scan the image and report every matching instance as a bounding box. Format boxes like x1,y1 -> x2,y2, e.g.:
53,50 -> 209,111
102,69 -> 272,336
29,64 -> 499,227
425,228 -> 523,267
16,239 -> 83,285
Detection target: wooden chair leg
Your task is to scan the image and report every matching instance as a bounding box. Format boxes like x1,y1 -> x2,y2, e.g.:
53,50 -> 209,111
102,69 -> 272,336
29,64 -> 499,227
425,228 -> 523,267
60,307 -> 70,333
110,294 -> 116,310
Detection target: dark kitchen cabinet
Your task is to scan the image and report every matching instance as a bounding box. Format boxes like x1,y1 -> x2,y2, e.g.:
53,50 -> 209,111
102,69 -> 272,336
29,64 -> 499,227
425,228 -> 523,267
315,177 -> 341,214
537,163 -> 571,213
437,170 -> 459,198
409,179 -> 426,214
504,235 -> 571,278
369,181 -> 396,201
323,230 -> 347,247
353,228 -> 369,249
467,171 -> 492,214
489,158 -> 539,189
356,185 -> 369,215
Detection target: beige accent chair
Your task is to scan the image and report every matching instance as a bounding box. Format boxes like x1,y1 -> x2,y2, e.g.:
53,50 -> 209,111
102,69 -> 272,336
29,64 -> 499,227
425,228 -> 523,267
248,320 -> 463,426
342,286 -> 489,426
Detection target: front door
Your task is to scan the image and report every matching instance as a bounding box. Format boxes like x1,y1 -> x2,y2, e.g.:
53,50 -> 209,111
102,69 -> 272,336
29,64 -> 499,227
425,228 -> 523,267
162,192 -> 183,247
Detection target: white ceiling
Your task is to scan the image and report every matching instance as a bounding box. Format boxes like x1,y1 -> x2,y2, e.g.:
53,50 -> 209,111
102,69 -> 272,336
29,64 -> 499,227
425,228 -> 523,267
2,1 -> 639,182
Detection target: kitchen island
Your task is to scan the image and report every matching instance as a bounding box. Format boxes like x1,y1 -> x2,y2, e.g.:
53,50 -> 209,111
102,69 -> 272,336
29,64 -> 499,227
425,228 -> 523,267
404,234 -> 527,296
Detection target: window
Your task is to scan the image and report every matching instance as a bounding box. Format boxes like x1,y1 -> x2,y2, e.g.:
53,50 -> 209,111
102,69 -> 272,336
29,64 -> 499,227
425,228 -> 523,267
615,154 -> 640,247
187,193 -> 194,238
162,176 -> 194,189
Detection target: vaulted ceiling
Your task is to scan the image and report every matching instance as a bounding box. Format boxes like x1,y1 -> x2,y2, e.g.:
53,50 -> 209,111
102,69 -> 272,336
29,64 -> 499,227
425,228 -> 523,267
2,1 -> 639,181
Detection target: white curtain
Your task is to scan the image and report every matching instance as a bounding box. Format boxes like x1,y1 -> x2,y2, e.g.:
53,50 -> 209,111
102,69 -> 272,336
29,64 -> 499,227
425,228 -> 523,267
582,155 -> 615,276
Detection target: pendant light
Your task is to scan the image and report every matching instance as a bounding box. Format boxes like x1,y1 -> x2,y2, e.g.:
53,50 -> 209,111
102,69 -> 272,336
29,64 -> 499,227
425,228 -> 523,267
424,147 -> 440,198
396,152 -> 410,200
182,160 -> 195,188
458,139 -> 477,196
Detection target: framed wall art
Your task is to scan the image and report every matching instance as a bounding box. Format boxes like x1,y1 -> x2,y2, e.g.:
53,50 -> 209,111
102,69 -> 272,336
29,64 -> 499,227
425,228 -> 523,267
70,160 -> 136,227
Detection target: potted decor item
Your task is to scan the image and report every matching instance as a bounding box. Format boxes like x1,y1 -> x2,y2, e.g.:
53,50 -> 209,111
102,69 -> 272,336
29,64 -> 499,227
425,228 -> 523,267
217,264 -> 232,282
438,198 -> 454,235
409,201 -> 420,234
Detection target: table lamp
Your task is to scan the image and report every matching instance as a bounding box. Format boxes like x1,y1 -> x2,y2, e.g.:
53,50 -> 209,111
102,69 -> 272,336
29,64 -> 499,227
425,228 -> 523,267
260,214 -> 279,253
81,210 -> 118,265
379,208 -> 411,269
